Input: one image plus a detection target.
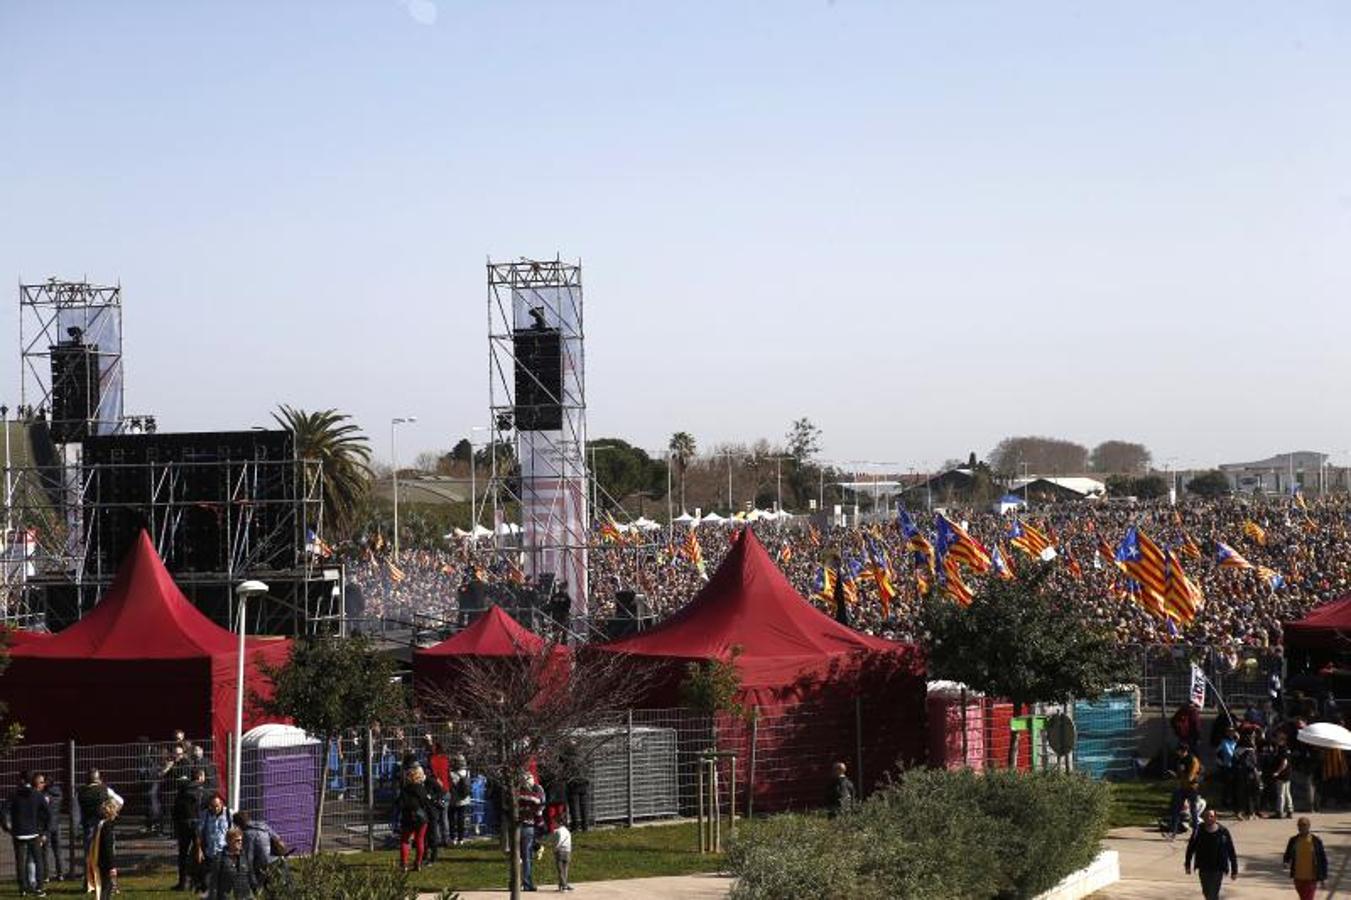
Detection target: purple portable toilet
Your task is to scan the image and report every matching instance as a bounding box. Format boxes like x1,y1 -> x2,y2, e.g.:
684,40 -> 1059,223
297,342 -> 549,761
241,724 -> 322,852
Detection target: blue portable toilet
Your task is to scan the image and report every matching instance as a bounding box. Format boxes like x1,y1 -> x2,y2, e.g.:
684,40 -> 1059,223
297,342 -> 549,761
241,724 -> 323,852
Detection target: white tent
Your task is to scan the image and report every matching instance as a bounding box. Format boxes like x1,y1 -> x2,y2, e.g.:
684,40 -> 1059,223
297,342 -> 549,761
495,522 -> 523,536
632,516 -> 663,531
447,525 -> 494,540
771,509 -> 795,521
673,512 -> 698,525
700,512 -> 727,525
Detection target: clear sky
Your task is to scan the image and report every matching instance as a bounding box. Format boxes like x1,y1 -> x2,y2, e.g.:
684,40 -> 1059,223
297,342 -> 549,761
2,1 -> 1348,472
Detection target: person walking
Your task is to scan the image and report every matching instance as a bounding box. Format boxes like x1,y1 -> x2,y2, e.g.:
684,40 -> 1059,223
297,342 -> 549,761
173,768 -> 207,890
545,821 -> 573,892
1169,745 -> 1204,839
76,770 -> 114,849
1282,817 -> 1328,900
6,771 -> 50,896
1235,735 -> 1262,821
428,741 -> 452,849
233,811 -> 283,893
205,827 -> 254,899
1216,728 -> 1238,813
1184,809 -> 1238,900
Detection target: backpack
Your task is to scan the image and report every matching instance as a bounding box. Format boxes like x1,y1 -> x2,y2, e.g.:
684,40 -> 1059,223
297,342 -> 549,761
453,772 -> 472,802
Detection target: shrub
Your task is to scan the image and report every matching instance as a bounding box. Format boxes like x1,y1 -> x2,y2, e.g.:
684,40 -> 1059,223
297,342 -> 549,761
728,768 -> 1111,900
263,853 -> 457,900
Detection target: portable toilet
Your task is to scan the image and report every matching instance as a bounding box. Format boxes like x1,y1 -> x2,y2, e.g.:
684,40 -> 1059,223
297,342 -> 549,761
240,724 -> 322,852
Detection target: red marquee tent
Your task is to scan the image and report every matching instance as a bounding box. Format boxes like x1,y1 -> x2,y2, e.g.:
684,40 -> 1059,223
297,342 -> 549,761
591,529 -> 926,808
1,531 -> 290,766
413,605 -> 566,706
1284,595 -> 1351,651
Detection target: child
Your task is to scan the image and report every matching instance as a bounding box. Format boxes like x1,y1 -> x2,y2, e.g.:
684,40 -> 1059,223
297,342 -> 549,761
545,822 -> 573,892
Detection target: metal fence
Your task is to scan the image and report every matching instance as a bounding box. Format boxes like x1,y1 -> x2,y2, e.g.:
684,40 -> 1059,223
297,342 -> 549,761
0,736 -> 217,883
1130,645 -> 1279,711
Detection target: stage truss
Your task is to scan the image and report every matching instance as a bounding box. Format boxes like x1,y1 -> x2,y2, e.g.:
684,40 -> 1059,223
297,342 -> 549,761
487,258 -> 591,625
0,454 -> 337,634
20,279 -> 125,441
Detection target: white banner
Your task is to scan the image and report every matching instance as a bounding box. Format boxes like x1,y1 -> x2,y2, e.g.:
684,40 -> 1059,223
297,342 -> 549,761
1189,664 -> 1207,708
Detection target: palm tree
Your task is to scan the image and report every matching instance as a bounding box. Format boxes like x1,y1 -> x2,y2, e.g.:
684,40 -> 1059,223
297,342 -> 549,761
274,405 -> 373,540
668,431 -> 697,513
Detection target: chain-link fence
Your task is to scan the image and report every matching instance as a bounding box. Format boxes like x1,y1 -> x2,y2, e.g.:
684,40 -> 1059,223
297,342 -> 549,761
1132,645 -> 1279,710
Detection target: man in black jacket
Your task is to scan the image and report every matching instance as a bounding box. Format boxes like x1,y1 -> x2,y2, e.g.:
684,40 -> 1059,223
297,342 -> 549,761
6,770 -> 51,896
173,768 -> 207,891
825,762 -> 856,818
1184,808 -> 1238,900
41,776 -> 65,882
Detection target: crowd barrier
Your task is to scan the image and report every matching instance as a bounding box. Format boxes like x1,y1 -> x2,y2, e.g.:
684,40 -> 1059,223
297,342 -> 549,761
0,700 -> 904,880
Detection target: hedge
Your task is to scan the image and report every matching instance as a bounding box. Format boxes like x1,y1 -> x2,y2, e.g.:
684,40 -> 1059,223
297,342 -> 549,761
727,768 -> 1111,900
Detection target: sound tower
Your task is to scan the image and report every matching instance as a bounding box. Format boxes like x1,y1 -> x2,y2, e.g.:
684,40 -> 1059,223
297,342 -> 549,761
49,340 -> 101,443
512,326 -> 563,431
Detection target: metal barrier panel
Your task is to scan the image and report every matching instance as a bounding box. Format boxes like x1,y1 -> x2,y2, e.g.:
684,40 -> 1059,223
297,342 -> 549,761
1074,691 -> 1138,779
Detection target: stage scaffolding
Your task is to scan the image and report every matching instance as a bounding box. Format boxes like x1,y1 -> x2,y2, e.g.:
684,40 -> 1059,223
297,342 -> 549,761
19,279 -> 124,441
0,454 -> 338,635
486,258 -> 591,627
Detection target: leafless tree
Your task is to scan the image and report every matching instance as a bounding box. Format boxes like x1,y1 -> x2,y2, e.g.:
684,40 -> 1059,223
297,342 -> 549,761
419,643 -> 655,900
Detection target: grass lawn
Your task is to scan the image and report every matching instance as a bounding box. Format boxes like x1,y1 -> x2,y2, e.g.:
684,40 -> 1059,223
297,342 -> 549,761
1108,778 -> 1225,830
0,821 -> 726,898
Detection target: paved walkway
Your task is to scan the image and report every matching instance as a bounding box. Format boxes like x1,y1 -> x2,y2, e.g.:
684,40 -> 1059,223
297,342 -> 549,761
1098,810 -> 1351,898
422,873 -> 734,899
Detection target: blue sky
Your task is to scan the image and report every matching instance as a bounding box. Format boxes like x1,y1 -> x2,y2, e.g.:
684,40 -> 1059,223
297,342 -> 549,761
1,1 -> 1348,470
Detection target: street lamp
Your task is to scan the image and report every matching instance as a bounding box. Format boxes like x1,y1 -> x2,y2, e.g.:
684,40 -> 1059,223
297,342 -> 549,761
232,579 -> 269,812
390,417 -> 417,559
468,425 -> 490,534
589,444 -> 619,518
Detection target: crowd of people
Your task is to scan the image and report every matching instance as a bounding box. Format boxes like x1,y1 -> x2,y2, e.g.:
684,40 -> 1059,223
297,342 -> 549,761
1164,690 -> 1348,900
1,730 -> 288,898
350,495 -> 1351,657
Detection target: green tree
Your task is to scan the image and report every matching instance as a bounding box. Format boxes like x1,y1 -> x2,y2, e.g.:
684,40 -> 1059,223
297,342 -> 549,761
450,438 -> 473,463
668,431 -> 697,512
273,406 -> 373,541
786,418 -> 821,462
256,635 -> 406,850
1187,470 -> 1232,498
1089,440 -> 1152,474
920,564 -> 1132,766
588,439 -> 667,513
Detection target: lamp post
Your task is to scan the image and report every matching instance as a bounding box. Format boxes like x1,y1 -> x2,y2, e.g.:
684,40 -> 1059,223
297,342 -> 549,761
723,450 -> 736,513
390,417 -> 417,559
589,444 -> 618,518
232,579 -> 269,812
468,425 -> 490,534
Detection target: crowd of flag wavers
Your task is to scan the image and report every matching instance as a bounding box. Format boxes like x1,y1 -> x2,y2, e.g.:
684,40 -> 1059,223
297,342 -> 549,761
347,492 -> 1346,658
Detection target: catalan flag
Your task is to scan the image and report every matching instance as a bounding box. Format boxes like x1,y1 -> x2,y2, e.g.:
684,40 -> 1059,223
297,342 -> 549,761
1163,549 -> 1202,623
813,565 -> 836,603
1215,540 -> 1254,571
1064,546 -> 1083,580
682,528 -> 706,579
807,525 -> 822,548
935,514 -> 991,574
1097,538 -> 1125,573
991,543 -> 1016,581
898,509 -> 936,574
1256,565 -> 1286,590
1292,485 -> 1309,511
1008,517 -> 1053,559
599,515 -> 624,543
778,543 -> 794,565
865,537 -> 897,616
387,561 -> 405,583
840,557 -> 862,605
940,554 -> 974,606
1243,520 -> 1267,546
1115,526 -> 1168,619
1180,532 -> 1203,560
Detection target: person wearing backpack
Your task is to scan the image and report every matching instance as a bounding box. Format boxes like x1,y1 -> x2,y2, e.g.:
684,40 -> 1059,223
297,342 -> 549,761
423,767 -> 447,864
449,754 -> 473,846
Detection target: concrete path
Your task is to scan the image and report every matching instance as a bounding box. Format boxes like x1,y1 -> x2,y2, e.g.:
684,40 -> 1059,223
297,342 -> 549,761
1098,810 -> 1351,898
421,873 -> 734,899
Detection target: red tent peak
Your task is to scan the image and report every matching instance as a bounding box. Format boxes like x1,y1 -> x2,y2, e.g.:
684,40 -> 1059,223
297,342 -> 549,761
16,529 -> 241,659
419,605 -> 548,657
598,525 -> 882,663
